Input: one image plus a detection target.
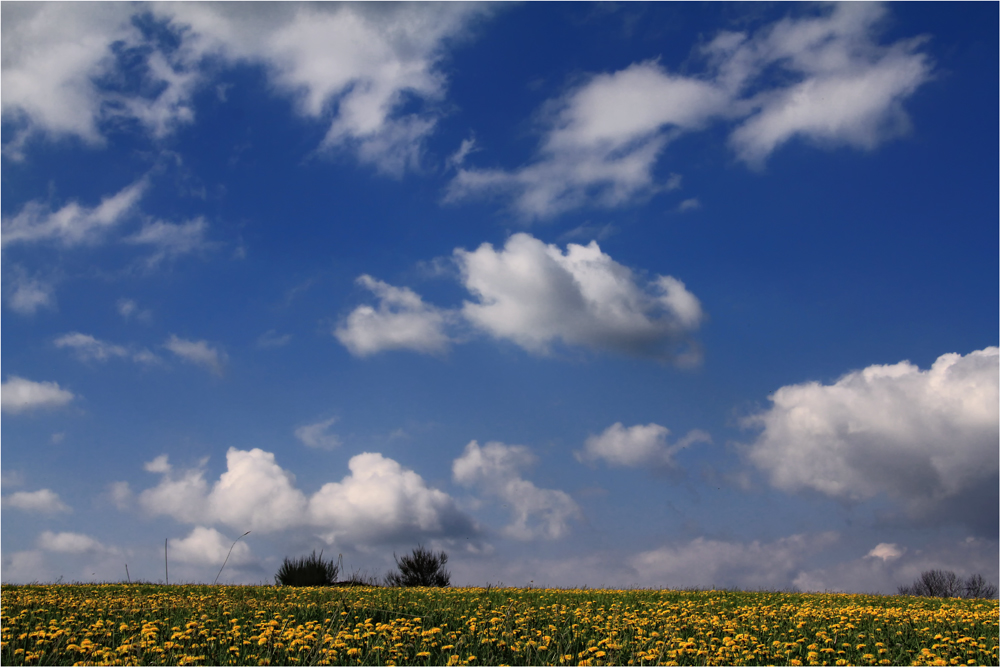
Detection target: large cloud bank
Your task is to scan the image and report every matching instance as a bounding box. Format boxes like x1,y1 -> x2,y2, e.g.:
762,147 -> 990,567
746,347 -> 999,533
448,3 -> 932,217
2,3 -> 487,171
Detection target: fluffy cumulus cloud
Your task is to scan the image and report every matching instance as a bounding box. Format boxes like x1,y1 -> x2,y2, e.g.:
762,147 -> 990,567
453,441 -> 580,540
456,234 -> 703,362
449,3 -> 932,217
1,376 -> 75,414
168,526 -> 253,567
164,335 -> 227,376
2,489 -> 71,514
138,448 -> 476,547
335,275 -> 452,357
2,3 -> 486,172
37,531 -> 110,554
310,452 -> 477,544
745,347 -> 999,533
576,422 -> 711,469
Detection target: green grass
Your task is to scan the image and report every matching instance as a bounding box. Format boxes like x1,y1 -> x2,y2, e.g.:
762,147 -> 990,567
1,583 -> 997,665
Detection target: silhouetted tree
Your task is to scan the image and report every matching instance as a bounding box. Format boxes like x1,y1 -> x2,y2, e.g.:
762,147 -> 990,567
898,569 -> 997,599
385,545 -> 450,587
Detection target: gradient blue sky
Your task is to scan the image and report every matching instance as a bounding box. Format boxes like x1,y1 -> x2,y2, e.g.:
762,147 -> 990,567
2,2 -> 997,591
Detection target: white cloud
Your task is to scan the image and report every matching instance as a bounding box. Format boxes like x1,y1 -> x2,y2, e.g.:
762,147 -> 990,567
144,454 -> 172,474
448,60 -> 727,219
124,217 -> 210,266
793,536 -> 999,595
677,198 -> 701,212
118,298 -> 153,323
867,543 -> 905,562
37,531 -> 107,554
334,275 -> 452,357
138,447 -> 476,547
446,136 -> 480,170
54,332 -> 159,365
449,4 -> 931,217
1,376 -> 75,414
294,418 -> 342,450
2,489 -> 71,514
716,4 -> 932,166
257,330 -> 292,349
5,267 -> 56,315
0,3 -> 138,152
745,347 -> 999,531
168,526 -> 253,567
632,532 -> 839,591
3,3 -> 487,171
455,233 -> 703,362
309,452 -> 476,544
107,481 -> 133,510
577,422 -> 711,469
1,180 -> 146,247
164,335 -> 227,376
453,440 -> 580,541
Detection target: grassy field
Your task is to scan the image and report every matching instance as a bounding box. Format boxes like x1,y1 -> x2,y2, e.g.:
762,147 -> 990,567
1,584 -> 997,666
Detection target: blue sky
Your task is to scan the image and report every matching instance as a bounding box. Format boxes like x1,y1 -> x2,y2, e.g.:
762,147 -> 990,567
2,2 -> 997,592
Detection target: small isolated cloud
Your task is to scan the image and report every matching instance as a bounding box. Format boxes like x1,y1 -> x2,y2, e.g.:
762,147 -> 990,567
745,347 -> 999,533
54,332 -> 159,365
37,531 -> 107,554
455,233 -> 703,363
144,454 -> 172,474
576,422 -> 710,469
2,489 -> 71,514
1,180 -> 146,247
168,526 -> 253,567
677,198 -> 701,212
453,440 -> 580,540
1,376 -> 75,414
107,481 -> 133,510
448,4 -> 931,217
117,298 -> 152,323
867,543 -> 905,562
334,275 -> 452,357
164,335 -> 227,376
5,266 -> 56,315
124,217 -> 211,266
294,418 -> 341,450
138,447 -> 476,547
446,136 -> 479,170
257,330 -> 292,349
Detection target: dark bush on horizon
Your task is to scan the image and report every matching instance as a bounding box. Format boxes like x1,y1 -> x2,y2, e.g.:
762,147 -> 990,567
275,550 -> 339,587
897,569 -> 997,599
385,545 -> 450,587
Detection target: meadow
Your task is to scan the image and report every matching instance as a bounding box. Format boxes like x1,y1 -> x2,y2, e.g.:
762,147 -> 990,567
1,584 -> 996,666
